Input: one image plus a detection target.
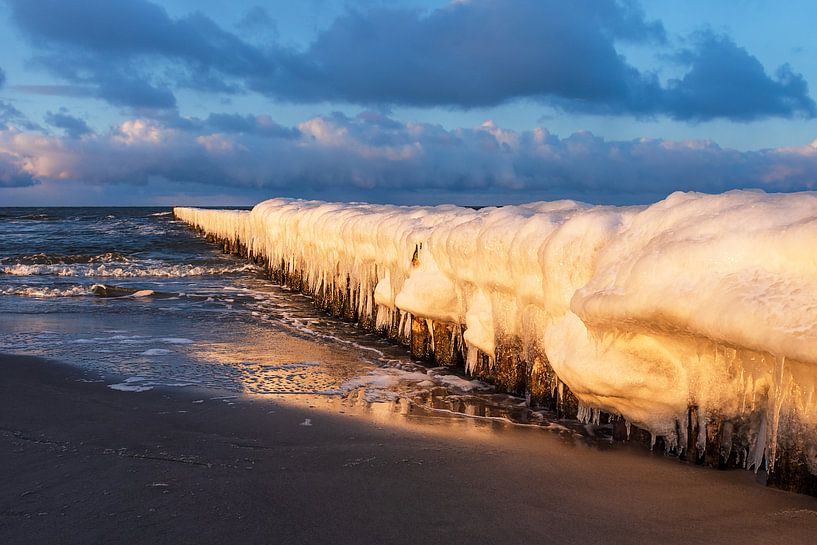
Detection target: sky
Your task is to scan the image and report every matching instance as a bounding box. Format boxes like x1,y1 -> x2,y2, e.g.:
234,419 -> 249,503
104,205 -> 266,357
1,0 -> 817,206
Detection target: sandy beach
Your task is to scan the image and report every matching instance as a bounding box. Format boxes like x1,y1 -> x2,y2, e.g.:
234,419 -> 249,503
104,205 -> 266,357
2,353 -> 817,545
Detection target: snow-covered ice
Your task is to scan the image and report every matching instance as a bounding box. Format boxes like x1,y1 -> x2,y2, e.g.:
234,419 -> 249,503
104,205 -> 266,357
175,190 -> 817,472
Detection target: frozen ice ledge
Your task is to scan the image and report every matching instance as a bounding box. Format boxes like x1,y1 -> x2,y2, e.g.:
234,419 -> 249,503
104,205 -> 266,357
174,190 -> 817,495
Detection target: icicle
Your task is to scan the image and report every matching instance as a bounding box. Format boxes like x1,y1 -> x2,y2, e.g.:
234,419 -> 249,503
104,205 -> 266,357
664,429 -> 678,454
696,412 -> 707,454
465,345 -> 479,374
805,387 -> 815,416
577,403 -> 591,424
397,312 -> 407,336
767,355 -> 788,472
749,411 -> 767,472
576,405 -> 603,426
676,416 -> 687,454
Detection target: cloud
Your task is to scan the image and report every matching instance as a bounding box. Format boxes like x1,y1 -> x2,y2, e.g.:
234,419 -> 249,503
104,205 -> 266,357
664,32 -> 816,120
45,108 -> 93,138
7,0 -> 272,107
0,101 -> 40,131
257,0 -> 665,109
5,0 -> 814,120
1,111 -> 817,204
235,5 -> 275,36
0,66 -> 5,88
9,84 -> 95,98
203,113 -> 300,138
0,150 -> 37,187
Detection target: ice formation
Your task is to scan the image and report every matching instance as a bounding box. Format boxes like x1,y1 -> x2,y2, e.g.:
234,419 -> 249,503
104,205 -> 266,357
174,190 -> 817,479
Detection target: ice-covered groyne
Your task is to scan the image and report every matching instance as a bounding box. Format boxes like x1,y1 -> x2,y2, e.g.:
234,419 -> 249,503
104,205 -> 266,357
174,191 -> 817,495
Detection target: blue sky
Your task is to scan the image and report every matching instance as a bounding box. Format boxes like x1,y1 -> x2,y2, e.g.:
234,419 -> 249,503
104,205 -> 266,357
1,0 -> 816,206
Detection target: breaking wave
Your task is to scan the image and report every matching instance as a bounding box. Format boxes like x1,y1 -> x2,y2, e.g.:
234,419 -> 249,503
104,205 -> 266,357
1,262 -> 260,278
0,284 -> 94,298
2,252 -> 132,265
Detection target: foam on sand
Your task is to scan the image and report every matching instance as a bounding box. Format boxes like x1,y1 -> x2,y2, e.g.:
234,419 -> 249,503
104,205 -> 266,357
141,348 -> 173,356
108,376 -> 153,392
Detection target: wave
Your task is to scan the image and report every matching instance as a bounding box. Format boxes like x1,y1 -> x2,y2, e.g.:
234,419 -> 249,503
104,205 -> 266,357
1,252 -> 132,265
0,284 -> 93,298
0,262 -> 260,278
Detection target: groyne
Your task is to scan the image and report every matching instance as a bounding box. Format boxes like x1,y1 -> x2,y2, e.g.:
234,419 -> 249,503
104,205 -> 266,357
174,191 -> 817,495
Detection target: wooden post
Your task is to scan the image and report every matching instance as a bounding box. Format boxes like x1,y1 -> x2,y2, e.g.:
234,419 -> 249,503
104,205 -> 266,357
410,316 -> 433,361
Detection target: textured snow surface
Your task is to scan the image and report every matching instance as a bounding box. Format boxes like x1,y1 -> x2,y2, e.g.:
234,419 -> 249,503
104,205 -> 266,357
175,191 -> 817,469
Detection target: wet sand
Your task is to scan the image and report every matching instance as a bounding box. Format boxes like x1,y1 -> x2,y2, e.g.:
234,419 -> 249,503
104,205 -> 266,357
2,353 -> 817,545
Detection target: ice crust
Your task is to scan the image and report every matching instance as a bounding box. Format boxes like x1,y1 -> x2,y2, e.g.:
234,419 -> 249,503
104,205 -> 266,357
175,191 -> 817,469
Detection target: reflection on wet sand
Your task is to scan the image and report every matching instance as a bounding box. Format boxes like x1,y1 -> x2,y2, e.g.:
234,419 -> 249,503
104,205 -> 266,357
0,302 -> 607,444
192,327 -> 578,432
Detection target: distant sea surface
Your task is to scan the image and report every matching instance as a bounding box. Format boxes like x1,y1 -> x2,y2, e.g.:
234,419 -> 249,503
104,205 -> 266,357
0,207 -> 531,422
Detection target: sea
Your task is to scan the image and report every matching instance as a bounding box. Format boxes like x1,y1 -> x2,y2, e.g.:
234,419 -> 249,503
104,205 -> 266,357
0,207 -> 541,424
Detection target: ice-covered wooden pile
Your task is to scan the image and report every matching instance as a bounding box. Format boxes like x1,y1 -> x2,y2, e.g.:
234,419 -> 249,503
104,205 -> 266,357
175,191 -> 817,495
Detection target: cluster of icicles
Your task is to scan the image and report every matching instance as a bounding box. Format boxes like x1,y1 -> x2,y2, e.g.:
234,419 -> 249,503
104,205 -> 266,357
175,190 -> 817,474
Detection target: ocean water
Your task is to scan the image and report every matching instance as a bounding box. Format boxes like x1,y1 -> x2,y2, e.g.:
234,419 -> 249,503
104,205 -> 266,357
0,207 -> 541,424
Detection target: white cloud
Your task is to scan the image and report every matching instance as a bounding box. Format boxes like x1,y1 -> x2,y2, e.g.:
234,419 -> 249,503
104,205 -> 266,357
1,112 -> 817,204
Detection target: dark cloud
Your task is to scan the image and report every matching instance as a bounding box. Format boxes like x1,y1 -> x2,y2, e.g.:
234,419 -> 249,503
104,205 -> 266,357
204,113 -> 299,138
0,100 -> 40,131
45,108 -> 93,138
2,112 -> 817,204
97,76 -> 176,109
8,0 -> 270,70
145,110 -> 300,137
0,151 -> 36,187
257,0 -> 665,109
19,49 -> 175,108
4,0 -> 815,120
0,66 -> 6,88
664,32 -> 816,120
10,84 -> 96,97
236,5 -> 276,36
7,0 -> 273,108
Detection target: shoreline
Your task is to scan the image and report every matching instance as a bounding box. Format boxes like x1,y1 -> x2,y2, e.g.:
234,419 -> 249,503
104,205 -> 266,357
2,353 -> 817,544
